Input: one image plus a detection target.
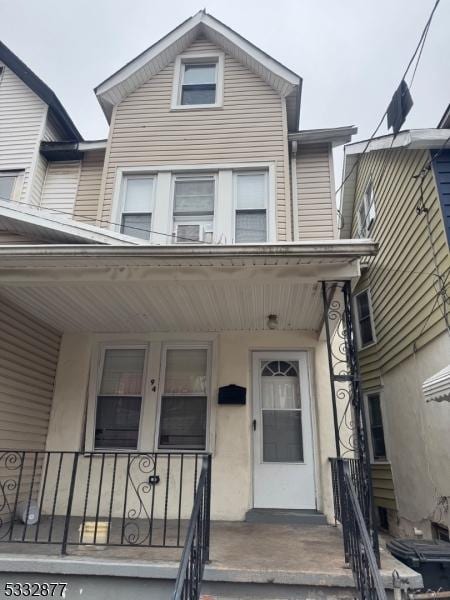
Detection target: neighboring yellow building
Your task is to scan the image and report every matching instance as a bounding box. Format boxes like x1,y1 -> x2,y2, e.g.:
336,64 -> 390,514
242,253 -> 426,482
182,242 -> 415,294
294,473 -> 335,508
341,117 -> 450,540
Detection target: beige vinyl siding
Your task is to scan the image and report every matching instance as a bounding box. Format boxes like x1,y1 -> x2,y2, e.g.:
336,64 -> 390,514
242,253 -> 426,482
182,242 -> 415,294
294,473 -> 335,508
0,62 -> 47,204
41,161 -> 80,214
74,150 -> 105,224
353,148 -> 450,380
371,463 -> 396,510
100,37 -> 289,240
296,143 -> 335,239
0,298 -> 60,450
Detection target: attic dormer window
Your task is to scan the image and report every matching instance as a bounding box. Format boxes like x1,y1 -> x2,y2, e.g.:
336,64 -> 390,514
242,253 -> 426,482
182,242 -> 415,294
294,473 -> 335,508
172,52 -> 224,109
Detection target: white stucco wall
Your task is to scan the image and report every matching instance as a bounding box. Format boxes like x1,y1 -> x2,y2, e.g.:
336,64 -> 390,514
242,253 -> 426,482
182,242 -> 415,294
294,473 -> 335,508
382,331 -> 450,536
45,330 -> 337,523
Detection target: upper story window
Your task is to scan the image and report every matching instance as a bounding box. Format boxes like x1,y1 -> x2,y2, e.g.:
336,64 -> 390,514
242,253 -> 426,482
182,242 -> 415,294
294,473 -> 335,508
234,171 -> 268,243
172,175 -> 215,243
172,53 -> 224,109
120,175 -> 154,240
358,181 -> 376,237
0,171 -> 24,202
354,288 -> 376,348
182,63 -> 216,105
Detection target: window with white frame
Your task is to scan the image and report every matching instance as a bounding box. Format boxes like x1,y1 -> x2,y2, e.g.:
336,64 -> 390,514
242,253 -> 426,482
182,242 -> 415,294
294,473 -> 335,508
173,54 -> 223,108
94,347 -> 146,449
172,175 -> 215,243
120,176 -> 154,240
0,171 -> 24,202
234,171 -> 268,243
158,347 -> 209,450
366,392 -> 387,461
358,181 -> 376,237
355,289 -> 376,347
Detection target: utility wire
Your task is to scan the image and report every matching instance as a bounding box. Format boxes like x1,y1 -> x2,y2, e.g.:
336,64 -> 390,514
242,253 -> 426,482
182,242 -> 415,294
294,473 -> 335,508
0,196 -> 267,244
335,0 -> 441,200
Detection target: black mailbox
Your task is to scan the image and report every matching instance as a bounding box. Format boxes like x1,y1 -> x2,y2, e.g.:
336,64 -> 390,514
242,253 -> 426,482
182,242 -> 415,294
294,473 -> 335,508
218,384 -> 246,405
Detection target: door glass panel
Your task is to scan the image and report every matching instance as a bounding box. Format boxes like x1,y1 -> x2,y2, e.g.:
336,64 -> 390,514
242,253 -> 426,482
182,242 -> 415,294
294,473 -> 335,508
263,411 -> 303,462
261,379 -> 300,409
260,360 -> 303,463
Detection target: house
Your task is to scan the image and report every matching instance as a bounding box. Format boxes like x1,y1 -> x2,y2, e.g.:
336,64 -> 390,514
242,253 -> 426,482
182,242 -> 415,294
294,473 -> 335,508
340,108 -> 450,542
0,11 -> 421,599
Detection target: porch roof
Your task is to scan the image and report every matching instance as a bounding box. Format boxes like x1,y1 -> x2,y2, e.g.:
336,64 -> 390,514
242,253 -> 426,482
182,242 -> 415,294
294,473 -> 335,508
0,241 -> 376,333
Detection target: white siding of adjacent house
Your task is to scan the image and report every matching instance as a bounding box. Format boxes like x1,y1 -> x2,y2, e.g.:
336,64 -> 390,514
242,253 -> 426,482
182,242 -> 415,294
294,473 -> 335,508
295,143 -> 336,239
41,161 -> 80,215
0,298 -> 60,450
99,37 -> 291,240
0,61 -> 47,205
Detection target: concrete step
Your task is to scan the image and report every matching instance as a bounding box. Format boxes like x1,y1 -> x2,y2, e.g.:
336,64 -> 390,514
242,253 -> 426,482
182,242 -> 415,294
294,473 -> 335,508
245,508 -> 328,525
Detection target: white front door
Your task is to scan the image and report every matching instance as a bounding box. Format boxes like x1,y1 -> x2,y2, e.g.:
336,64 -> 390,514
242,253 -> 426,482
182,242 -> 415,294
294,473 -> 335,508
252,351 -> 316,509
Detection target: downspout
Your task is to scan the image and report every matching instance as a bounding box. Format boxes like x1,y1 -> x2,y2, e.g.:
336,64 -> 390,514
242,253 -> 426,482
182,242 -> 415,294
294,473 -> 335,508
291,140 -> 300,241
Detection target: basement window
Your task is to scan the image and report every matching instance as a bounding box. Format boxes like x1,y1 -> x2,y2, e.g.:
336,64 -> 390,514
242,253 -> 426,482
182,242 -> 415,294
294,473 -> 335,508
172,53 -> 224,109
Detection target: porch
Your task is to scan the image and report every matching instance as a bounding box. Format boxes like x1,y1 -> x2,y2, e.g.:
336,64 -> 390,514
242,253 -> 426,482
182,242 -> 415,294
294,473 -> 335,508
0,521 -> 421,599
0,241 -> 407,598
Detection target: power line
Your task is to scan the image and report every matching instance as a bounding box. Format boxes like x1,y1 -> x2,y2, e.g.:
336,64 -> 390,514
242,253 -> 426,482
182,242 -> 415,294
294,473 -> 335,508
0,196 -> 268,243
335,0 -> 441,199
0,196 -> 209,243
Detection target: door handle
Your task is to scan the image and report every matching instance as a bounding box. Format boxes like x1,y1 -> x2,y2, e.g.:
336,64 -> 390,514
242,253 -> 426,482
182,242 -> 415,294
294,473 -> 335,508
253,419 -> 257,431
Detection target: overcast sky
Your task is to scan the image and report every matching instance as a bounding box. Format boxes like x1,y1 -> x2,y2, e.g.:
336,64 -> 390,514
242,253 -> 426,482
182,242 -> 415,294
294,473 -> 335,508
1,0 -> 449,185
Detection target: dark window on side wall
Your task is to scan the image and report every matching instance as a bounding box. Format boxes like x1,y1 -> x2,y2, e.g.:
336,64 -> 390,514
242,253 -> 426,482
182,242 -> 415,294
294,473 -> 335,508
355,290 -> 375,347
367,393 -> 387,461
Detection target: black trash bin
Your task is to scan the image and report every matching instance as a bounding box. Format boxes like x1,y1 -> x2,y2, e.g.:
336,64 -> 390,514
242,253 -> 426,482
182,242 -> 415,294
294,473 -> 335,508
387,538 -> 450,591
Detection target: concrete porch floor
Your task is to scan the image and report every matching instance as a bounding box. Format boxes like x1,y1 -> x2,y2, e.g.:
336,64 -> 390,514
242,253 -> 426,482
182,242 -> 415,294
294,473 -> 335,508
0,521 -> 423,595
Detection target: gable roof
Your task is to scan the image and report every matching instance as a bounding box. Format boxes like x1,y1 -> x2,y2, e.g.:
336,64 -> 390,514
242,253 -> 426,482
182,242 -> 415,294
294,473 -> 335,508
339,128 -> 450,238
0,40 -> 82,141
95,10 -> 302,131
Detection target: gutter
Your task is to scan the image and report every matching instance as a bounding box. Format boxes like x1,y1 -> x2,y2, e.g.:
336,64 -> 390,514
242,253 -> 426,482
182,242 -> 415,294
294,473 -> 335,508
0,240 -> 378,260
40,140 -> 107,161
289,126 -> 357,147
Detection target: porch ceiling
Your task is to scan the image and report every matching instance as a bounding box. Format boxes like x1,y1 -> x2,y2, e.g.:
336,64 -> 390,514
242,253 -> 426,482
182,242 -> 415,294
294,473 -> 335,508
0,242 -> 376,333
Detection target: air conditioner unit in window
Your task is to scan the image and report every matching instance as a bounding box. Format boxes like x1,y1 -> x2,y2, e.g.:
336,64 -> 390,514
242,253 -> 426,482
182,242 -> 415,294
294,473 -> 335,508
175,223 -> 213,244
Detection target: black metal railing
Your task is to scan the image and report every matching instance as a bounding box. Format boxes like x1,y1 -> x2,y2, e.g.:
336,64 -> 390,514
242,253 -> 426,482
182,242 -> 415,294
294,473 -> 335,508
172,454 -> 211,600
0,449 -> 208,554
331,458 -> 386,600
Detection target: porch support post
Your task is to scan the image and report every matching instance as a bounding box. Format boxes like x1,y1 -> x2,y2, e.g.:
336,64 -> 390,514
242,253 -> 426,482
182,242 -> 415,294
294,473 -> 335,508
321,280 -> 380,564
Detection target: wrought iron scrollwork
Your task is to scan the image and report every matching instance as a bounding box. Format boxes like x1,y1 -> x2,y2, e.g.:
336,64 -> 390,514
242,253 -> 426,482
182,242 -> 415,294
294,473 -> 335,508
322,281 -> 380,564
123,453 -> 157,545
0,451 -> 24,540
